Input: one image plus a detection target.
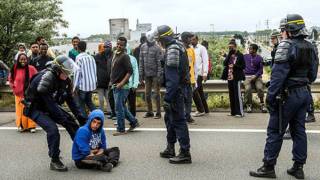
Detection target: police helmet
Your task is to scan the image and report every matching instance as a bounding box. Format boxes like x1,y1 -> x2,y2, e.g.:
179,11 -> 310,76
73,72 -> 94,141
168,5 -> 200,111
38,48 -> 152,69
154,25 -> 175,44
285,14 -> 306,32
279,18 -> 287,30
52,55 -> 79,77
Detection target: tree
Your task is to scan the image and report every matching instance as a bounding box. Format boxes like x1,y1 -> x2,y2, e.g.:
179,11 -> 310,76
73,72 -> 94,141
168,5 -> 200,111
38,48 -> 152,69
0,0 -> 68,65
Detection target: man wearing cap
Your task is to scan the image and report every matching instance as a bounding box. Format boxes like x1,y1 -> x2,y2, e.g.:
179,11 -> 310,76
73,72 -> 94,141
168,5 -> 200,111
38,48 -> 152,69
250,14 -> 318,179
139,32 -> 163,119
25,55 -> 86,171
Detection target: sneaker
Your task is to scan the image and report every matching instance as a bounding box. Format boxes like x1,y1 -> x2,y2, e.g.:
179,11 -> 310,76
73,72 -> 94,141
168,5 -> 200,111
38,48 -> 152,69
50,158 -> 68,172
234,114 -> 243,118
17,127 -> 23,132
192,111 -> 205,117
30,128 -> 36,133
154,113 -> 161,119
187,117 -> 195,124
246,105 -> 252,113
143,112 -> 154,118
261,104 -> 268,113
112,116 -> 117,120
283,130 -> 292,140
113,120 -> 118,126
99,163 -> 113,172
113,131 -> 127,136
127,121 -> 140,132
305,113 -> 316,123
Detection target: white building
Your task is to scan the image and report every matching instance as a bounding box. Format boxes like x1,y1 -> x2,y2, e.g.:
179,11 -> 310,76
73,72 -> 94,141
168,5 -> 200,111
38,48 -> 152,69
130,19 -> 152,41
109,18 -> 130,40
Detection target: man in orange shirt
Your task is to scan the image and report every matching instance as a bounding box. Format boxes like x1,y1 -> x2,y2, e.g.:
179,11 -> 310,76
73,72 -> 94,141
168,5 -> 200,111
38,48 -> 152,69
181,32 -> 196,124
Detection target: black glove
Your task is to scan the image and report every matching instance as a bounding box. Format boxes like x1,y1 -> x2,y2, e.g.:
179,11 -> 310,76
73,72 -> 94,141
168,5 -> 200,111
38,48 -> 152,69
163,101 -> 171,112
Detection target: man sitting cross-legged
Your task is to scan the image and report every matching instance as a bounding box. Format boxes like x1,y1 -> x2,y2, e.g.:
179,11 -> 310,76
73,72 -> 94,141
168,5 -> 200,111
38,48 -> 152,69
72,109 -> 120,172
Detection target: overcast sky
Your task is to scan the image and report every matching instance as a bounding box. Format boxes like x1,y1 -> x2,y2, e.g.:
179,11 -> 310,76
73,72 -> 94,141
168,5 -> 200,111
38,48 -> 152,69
59,0 -> 320,38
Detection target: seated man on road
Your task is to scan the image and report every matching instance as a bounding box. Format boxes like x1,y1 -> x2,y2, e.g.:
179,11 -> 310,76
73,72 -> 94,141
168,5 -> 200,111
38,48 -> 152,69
72,109 -> 120,172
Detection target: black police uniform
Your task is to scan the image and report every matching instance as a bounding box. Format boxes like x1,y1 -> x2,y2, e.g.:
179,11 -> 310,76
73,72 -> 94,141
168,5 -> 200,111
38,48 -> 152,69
160,38 -> 192,164
25,66 -> 85,161
250,31 -> 318,179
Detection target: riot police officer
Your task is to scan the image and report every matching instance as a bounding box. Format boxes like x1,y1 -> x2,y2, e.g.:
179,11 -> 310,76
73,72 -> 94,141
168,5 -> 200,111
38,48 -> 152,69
249,14 -> 318,179
25,55 -> 86,171
154,25 -> 192,164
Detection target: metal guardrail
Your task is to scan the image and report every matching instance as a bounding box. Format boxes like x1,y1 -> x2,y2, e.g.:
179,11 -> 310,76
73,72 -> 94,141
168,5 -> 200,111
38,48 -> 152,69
2,79 -> 320,94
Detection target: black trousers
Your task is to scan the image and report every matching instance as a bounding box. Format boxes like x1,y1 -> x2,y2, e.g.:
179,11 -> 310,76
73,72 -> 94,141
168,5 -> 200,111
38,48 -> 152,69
227,80 -> 244,116
108,87 -> 116,116
30,108 -> 79,159
75,147 -> 120,169
193,76 -> 209,113
127,88 -> 136,117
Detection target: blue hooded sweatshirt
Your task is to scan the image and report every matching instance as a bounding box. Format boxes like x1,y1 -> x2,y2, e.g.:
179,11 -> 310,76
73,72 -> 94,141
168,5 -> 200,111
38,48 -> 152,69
72,109 -> 107,161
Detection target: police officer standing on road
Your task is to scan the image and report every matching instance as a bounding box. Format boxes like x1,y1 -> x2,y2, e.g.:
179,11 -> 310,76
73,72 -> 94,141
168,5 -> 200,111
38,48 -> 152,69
24,55 -> 86,171
250,14 -> 318,179
154,25 -> 192,164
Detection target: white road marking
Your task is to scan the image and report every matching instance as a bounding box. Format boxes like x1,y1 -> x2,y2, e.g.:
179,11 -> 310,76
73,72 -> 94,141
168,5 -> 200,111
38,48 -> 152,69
0,127 -> 319,133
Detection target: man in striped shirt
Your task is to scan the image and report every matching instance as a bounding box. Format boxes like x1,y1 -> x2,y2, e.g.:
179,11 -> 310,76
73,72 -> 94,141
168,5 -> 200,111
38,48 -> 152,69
73,41 -> 97,117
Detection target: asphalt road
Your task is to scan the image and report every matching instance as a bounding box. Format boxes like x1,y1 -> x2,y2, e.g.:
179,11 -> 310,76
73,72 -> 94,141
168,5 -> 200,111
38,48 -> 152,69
0,112 -> 319,180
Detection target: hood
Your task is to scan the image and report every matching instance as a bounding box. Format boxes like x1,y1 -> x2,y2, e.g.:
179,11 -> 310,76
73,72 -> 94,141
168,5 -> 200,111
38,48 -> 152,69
86,109 -> 105,132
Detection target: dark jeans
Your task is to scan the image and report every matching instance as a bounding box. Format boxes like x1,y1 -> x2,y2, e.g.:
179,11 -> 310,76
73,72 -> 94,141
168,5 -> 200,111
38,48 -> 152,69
75,147 -> 120,169
184,85 -> 193,121
164,88 -> 190,151
113,88 -> 137,132
127,88 -> 136,117
193,76 -> 209,113
108,87 -> 116,116
30,108 -> 79,159
145,76 -> 161,114
77,90 -> 96,117
228,80 -> 244,116
264,87 -> 310,165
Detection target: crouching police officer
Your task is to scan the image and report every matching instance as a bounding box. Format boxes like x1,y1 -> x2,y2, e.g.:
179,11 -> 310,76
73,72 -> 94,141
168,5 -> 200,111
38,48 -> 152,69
154,25 -> 192,164
250,14 -> 318,179
24,55 -> 86,171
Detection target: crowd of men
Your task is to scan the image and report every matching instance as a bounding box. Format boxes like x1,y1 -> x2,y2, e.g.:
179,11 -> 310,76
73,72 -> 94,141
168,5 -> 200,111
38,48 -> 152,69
1,13 -> 318,179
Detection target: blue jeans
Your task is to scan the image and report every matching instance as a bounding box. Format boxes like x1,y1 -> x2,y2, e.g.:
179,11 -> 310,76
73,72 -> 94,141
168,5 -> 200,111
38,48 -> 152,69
76,90 -> 96,117
113,88 -> 137,132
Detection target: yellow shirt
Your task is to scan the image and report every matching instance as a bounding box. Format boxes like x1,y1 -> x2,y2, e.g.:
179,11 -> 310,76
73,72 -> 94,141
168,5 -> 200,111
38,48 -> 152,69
187,47 -> 196,84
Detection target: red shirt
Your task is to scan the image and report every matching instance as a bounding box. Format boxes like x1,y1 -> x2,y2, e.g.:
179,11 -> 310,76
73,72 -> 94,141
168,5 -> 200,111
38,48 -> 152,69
9,65 -> 37,97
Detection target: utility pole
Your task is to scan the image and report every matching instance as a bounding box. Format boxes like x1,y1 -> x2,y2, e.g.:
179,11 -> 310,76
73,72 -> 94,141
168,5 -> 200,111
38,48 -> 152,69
265,19 -> 270,29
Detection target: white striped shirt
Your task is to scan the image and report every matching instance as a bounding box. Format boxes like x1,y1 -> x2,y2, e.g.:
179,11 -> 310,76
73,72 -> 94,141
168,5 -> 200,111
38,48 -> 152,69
73,52 -> 97,92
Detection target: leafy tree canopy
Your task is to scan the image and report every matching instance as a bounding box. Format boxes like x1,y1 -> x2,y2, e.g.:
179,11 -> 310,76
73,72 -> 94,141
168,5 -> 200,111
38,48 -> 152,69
0,0 -> 68,65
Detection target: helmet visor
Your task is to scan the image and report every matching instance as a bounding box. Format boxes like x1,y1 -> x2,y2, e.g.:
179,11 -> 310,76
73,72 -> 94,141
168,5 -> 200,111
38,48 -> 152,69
60,59 -> 79,77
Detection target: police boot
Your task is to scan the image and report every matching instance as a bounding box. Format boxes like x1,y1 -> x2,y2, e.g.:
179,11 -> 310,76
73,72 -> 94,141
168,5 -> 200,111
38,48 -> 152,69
160,144 -> 175,158
249,163 -> 276,178
287,162 -> 304,179
169,149 -> 192,164
305,113 -> 316,123
50,158 -> 68,172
